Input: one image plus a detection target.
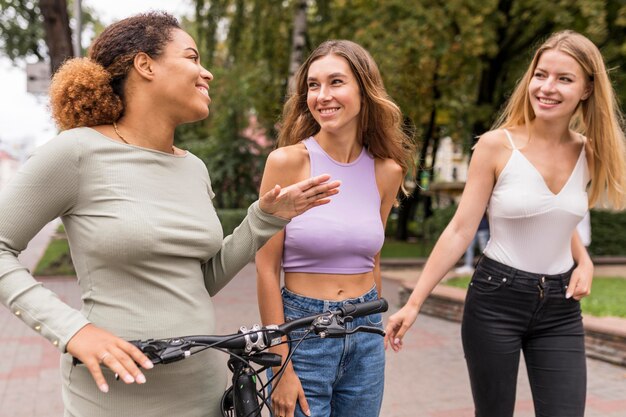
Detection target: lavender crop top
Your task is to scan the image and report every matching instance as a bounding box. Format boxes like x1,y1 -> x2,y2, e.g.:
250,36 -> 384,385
282,137 -> 384,274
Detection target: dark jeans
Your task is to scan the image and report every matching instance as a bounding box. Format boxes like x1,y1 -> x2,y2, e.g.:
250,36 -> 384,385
461,256 -> 586,417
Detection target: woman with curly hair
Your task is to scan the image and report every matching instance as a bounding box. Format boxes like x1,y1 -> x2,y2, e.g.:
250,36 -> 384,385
256,40 -> 415,417
0,11 -> 339,417
386,30 -> 626,417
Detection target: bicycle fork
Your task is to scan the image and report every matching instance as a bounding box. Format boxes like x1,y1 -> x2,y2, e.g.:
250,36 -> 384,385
223,358 -> 262,417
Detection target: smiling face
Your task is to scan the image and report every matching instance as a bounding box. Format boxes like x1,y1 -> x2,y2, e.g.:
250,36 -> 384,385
152,29 -> 213,124
306,54 -> 362,137
528,49 -> 591,122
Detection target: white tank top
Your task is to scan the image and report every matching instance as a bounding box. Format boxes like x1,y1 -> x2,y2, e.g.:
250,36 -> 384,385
483,129 -> 589,274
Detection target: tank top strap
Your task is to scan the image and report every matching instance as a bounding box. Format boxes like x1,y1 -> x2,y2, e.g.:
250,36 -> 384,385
303,136 -> 323,155
302,137 -> 321,175
502,129 -> 516,150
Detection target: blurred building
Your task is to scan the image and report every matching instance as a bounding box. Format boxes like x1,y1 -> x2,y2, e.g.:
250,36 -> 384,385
0,149 -> 20,190
427,136 -> 469,207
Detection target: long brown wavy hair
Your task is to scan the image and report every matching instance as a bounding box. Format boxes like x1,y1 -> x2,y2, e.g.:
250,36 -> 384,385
278,40 -> 416,194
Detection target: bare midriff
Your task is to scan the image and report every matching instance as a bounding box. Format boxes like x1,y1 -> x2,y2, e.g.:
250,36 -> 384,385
284,271 -> 376,301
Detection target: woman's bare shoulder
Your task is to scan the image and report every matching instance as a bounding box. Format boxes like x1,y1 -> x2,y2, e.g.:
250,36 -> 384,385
266,142 -> 308,169
476,128 -> 511,149
264,142 -> 310,186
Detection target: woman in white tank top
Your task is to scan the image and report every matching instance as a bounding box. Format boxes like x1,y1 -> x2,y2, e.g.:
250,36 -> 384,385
386,31 -> 626,417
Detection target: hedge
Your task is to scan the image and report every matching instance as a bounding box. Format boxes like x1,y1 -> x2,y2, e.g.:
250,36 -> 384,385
386,206 -> 626,256
589,209 -> 626,256
216,208 -> 249,236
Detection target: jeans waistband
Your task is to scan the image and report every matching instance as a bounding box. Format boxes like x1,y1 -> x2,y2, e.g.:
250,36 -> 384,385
281,285 -> 379,312
477,256 -> 575,282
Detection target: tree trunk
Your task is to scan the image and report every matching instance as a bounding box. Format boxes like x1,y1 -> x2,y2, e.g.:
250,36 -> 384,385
287,0 -> 308,94
395,60 -> 441,241
39,0 -> 73,74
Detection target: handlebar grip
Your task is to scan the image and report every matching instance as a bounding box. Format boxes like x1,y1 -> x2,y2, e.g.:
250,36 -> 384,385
338,298 -> 388,318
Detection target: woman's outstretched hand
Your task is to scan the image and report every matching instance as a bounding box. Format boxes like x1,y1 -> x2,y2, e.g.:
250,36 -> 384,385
384,304 -> 419,352
66,324 -> 154,393
259,174 -> 340,220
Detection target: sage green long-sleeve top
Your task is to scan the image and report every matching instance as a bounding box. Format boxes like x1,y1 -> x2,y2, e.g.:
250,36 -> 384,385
0,127 -> 289,416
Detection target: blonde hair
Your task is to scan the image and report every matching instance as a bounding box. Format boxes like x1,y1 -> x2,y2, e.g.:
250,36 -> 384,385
494,30 -> 626,209
278,40 -> 416,194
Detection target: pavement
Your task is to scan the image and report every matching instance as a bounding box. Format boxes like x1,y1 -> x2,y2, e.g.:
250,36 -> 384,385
1,260 -> 626,416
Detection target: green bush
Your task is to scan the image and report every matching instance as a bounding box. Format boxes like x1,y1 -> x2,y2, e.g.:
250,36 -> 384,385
216,208 -> 249,236
589,209 -> 626,256
388,206 -> 626,256
385,204 -> 457,243
34,225 -> 75,276
445,276 -> 626,318
422,204 -> 457,242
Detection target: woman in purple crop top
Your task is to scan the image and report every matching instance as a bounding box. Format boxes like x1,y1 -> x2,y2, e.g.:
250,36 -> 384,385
386,31 -> 626,417
256,40 -> 415,417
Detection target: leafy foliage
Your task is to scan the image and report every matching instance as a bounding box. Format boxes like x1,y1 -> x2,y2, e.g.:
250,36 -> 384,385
0,0 -> 45,61
0,0 -> 102,64
589,209 -> 626,256
3,0 -> 625,213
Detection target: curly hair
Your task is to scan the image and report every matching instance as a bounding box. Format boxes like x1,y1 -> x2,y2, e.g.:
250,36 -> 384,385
49,11 -> 180,130
278,40 -> 416,194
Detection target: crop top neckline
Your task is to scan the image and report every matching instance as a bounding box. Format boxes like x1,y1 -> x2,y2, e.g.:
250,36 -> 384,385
306,136 -> 367,167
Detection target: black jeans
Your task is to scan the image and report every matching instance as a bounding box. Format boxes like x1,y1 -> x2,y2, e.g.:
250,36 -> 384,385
461,256 -> 586,417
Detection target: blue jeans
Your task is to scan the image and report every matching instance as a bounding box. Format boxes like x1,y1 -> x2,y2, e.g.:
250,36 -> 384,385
270,286 -> 385,417
462,256 -> 586,417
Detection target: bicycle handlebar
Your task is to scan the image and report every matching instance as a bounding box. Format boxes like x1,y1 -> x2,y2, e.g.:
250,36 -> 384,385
73,298 -> 388,367
127,298 -> 388,364
71,298 -> 388,417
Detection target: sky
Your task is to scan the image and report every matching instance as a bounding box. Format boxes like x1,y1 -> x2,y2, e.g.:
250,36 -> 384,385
0,0 -> 192,150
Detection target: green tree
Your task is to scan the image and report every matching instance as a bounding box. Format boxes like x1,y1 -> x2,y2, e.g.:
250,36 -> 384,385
181,0 -> 311,208
0,0 -> 102,72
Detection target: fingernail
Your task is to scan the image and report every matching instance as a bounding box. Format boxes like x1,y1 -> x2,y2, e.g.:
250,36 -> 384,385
136,373 -> 146,384
305,409 -> 311,416
99,384 -> 109,393
143,361 -> 154,369
123,374 -> 134,383
394,338 -> 400,345
565,293 -> 572,299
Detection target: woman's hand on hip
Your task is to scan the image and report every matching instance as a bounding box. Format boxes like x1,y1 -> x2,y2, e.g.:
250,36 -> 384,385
384,304 -> 419,352
271,368 -> 311,417
66,324 -> 154,393
259,174 -> 340,220
566,262 -> 594,300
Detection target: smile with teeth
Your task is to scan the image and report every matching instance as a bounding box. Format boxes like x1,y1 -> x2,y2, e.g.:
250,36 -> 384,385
538,97 -> 560,105
196,86 -> 209,96
319,107 -> 340,115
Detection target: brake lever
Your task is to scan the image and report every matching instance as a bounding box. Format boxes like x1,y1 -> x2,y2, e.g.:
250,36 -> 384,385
313,314 -> 347,338
345,325 -> 385,337
129,338 -> 194,364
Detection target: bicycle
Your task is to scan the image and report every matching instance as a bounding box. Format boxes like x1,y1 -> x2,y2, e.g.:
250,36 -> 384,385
88,297 -> 388,417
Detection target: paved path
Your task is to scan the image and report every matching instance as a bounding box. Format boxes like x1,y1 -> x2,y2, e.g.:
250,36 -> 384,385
17,219 -> 60,272
1,264 -> 625,416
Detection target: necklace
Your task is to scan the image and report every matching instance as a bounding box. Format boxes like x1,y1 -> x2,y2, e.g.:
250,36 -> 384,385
113,121 -> 176,154
112,122 -> 130,144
